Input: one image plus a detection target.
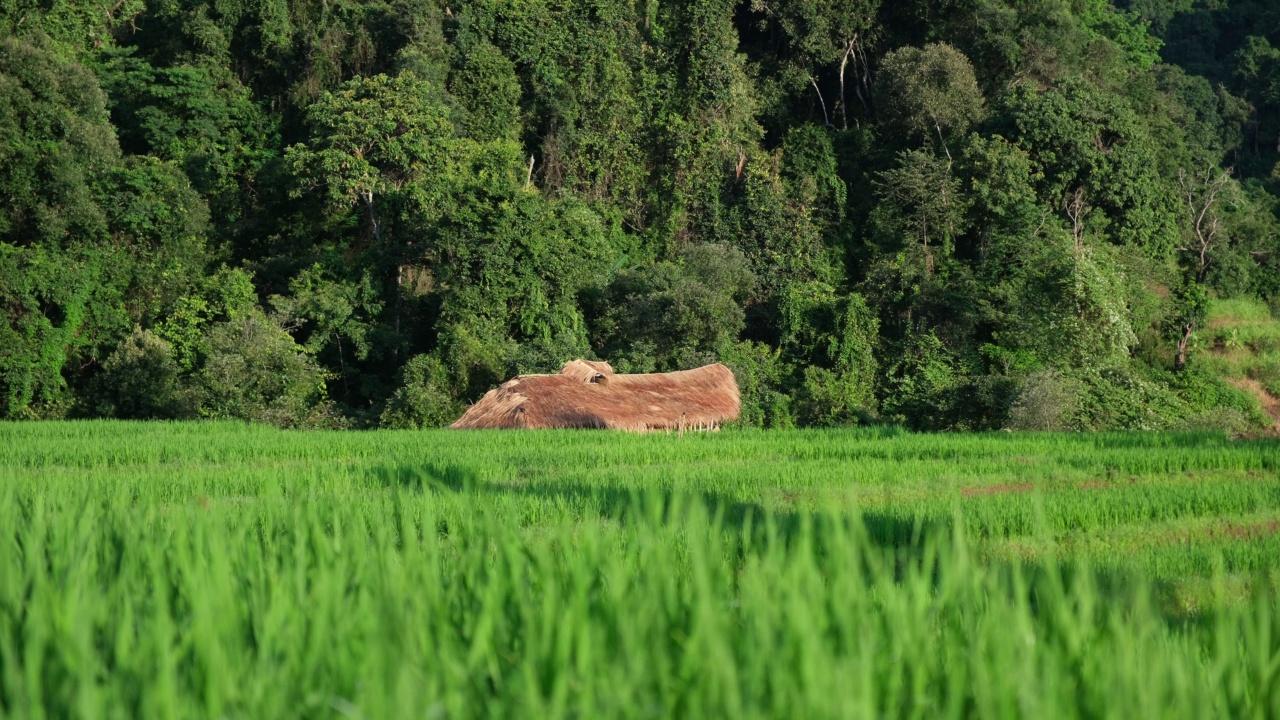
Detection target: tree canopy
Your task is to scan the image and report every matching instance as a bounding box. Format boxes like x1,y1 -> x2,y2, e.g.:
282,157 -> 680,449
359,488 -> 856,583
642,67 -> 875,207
1,0 -> 1277,430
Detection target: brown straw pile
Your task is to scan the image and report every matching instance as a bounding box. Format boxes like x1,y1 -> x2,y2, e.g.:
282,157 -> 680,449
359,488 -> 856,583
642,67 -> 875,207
450,360 -> 740,431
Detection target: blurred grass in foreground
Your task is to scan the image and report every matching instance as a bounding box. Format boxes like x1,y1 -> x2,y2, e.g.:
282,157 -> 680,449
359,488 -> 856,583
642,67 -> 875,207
2,422 -> 1279,718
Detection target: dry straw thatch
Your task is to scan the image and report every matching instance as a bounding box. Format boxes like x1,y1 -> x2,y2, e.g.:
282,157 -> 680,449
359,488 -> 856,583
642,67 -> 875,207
450,360 -> 740,431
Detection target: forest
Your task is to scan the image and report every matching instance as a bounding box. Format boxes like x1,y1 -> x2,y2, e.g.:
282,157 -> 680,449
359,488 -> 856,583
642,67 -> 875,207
2,0 -> 1279,430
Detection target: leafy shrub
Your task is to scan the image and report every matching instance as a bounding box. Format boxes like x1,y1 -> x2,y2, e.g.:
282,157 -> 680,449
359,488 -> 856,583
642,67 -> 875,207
1172,368 -> 1259,411
380,354 -> 464,429
1072,367 -> 1188,431
1007,370 -> 1082,432
1171,407 -> 1257,436
718,341 -> 794,428
1248,357 -> 1280,397
189,310 -> 338,428
880,331 -> 960,431
505,331 -> 594,377
90,327 -> 187,419
796,366 -> 872,427
951,375 -> 1020,431
590,244 -> 755,372
876,43 -> 985,146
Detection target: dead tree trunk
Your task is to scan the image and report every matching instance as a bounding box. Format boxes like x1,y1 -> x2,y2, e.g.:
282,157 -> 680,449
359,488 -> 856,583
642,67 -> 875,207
810,76 -> 831,127
1174,320 -> 1195,372
839,38 -> 855,130
1065,187 -> 1087,257
1177,167 -> 1231,285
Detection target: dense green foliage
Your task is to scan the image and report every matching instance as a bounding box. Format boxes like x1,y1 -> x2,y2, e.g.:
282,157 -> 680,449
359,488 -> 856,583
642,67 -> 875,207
2,0 -> 1279,428
3,422 -> 1280,716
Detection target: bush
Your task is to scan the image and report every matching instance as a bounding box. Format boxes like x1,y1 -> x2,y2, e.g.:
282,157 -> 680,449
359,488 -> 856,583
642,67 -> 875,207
1171,407 -> 1257,436
795,366 -> 872,427
1249,357 -> 1280,397
380,354 -> 463,429
718,340 -> 794,428
1006,364 -> 1270,434
591,244 -> 755,372
779,288 -> 881,428
880,331 -> 960,431
1073,366 -> 1188,431
1171,367 -> 1257,411
505,330 -> 593,377
189,310 -> 338,428
90,327 -> 188,419
1007,370 -> 1081,431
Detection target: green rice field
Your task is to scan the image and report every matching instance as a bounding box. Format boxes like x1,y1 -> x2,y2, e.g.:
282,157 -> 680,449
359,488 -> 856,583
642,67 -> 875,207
3,422 -> 1280,718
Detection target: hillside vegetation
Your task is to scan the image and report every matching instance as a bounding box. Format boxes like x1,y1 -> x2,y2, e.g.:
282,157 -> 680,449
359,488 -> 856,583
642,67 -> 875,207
1203,296 -> 1280,428
2,0 -> 1279,429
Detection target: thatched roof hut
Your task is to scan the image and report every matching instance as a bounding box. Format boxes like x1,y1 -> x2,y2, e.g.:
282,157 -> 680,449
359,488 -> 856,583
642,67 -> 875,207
450,359 -> 740,431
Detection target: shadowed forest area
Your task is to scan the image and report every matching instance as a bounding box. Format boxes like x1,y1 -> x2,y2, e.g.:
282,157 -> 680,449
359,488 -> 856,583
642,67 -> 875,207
3,0 -> 1280,430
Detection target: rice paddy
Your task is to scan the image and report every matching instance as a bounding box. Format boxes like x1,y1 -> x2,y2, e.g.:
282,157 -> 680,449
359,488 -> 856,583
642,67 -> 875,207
3,422 -> 1280,718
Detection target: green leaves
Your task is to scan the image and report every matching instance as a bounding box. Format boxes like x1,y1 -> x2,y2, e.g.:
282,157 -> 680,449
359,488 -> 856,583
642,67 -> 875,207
96,51 -> 275,232
590,243 -> 755,373
874,148 -> 966,265
1077,0 -> 1164,71
188,309 -> 336,428
0,242 -> 98,416
0,0 -> 1276,431
0,35 -> 200,418
998,80 -> 1180,253
379,353 -> 461,429
876,43 -> 985,150
449,39 -> 522,143
0,33 -> 117,248
286,71 -> 456,231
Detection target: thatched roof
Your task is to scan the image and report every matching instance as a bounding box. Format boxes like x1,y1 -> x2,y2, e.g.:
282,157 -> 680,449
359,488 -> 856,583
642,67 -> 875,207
450,360 -> 740,431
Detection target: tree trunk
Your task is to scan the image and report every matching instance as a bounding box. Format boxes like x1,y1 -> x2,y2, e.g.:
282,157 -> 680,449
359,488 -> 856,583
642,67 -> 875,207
853,36 -> 874,120
362,190 -> 382,245
1174,321 -> 1194,372
839,39 -> 854,130
810,76 -> 830,127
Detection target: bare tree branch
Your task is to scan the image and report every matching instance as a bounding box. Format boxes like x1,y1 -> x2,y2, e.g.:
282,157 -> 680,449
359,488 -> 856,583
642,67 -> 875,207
1177,167 -> 1232,284
810,76 -> 831,128
1064,187 -> 1087,256
839,37 -> 858,130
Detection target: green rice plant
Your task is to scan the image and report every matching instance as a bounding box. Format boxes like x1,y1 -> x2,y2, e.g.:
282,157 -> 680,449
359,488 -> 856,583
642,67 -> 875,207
1,422 -> 1279,718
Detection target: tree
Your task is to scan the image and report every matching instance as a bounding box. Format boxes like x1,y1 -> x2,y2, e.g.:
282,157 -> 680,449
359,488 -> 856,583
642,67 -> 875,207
96,52 -> 274,236
89,327 -> 186,419
0,0 -> 143,51
748,0 -> 881,128
1,0 -> 1276,433
590,244 -> 755,372
1176,166 -> 1233,284
873,149 -> 966,273
788,286 -> 879,425
998,81 -> 1181,254
379,354 -> 462,429
876,43 -> 985,160
0,35 -> 124,416
1077,0 -> 1164,71
1166,281 -> 1208,372
286,70 -> 473,370
286,71 -> 457,251
0,33 -> 117,248
448,39 -> 522,144
880,330 -> 960,430
1233,37 -> 1280,156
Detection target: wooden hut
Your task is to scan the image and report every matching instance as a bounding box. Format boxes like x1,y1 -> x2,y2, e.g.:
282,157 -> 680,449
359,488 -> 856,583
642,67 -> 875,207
450,359 -> 740,431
